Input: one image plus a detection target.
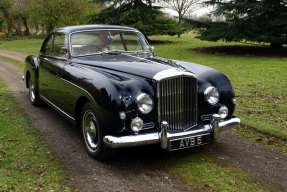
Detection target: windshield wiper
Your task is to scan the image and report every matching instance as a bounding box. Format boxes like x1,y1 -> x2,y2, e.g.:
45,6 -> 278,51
101,51 -> 122,55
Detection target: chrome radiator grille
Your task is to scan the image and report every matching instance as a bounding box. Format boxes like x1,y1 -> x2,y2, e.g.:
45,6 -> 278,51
158,76 -> 197,130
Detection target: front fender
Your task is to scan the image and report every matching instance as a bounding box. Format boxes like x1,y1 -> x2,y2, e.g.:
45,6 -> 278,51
174,60 -> 236,116
76,65 -> 156,134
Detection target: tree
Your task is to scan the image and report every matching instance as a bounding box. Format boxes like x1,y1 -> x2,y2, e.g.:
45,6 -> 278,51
190,0 -> 287,49
163,0 -> 201,25
29,0 -> 93,33
90,0 -> 182,38
0,0 -> 20,35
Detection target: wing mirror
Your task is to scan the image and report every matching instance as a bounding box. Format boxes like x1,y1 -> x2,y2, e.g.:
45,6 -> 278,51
60,47 -> 70,58
60,47 -> 68,54
149,46 -> 154,52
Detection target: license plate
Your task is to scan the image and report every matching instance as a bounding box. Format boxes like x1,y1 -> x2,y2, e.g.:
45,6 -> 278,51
168,133 -> 210,151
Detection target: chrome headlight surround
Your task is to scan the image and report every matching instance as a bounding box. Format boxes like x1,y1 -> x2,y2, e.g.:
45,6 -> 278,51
136,93 -> 154,114
204,86 -> 220,105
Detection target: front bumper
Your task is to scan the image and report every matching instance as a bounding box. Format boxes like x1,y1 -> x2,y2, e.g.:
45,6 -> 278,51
103,115 -> 240,150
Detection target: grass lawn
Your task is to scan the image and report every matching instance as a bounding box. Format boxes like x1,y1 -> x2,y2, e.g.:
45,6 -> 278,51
0,32 -> 286,191
0,38 -> 42,55
157,149 -> 274,192
0,79 -> 70,191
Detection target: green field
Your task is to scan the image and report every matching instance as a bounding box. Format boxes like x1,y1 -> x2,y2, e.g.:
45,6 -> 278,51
0,32 -> 286,191
0,79 -> 70,191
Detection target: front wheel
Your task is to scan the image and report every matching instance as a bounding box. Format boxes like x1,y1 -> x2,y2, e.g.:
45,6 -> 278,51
81,102 -> 115,160
28,76 -> 42,106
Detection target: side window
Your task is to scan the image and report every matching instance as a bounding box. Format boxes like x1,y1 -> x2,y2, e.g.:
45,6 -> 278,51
51,34 -> 67,57
42,36 -> 52,55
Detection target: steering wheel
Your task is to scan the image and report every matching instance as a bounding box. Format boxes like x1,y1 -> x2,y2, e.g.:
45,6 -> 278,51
86,45 -> 102,52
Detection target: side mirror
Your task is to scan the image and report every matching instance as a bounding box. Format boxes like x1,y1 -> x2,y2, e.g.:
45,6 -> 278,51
60,47 -> 68,54
150,46 -> 154,52
60,47 -> 69,58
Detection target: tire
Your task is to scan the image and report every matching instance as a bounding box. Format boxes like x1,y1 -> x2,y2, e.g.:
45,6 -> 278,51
28,76 -> 42,106
81,102 -> 115,160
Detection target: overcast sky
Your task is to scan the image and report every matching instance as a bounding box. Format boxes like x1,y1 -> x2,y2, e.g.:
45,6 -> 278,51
160,3 -> 213,18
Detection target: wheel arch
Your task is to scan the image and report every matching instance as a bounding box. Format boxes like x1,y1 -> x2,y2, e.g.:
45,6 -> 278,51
75,96 -> 90,126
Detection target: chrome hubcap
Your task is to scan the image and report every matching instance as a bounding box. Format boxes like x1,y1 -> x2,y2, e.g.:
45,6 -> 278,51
83,110 -> 98,151
29,79 -> 35,102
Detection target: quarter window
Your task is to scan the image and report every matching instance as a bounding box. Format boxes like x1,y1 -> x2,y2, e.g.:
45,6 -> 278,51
51,34 -> 67,57
42,35 -> 52,55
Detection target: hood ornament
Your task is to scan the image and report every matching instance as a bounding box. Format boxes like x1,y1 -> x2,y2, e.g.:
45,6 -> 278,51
167,59 -> 180,68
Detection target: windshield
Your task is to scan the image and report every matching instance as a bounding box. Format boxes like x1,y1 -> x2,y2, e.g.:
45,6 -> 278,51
70,30 -> 150,56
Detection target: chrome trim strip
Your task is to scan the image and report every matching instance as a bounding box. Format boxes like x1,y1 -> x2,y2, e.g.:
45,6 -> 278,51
153,68 -> 196,81
103,116 -> 240,149
39,95 -> 75,121
142,122 -> 155,130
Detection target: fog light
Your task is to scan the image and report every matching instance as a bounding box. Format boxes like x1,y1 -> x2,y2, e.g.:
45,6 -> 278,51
130,117 -> 143,133
232,98 -> 237,104
219,106 -> 228,119
119,111 -> 126,120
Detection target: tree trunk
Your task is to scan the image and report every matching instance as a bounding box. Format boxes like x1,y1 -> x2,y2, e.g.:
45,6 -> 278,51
0,5 -> 14,36
270,42 -> 283,49
177,13 -> 182,38
14,23 -> 22,36
22,17 -> 30,36
46,23 -> 54,34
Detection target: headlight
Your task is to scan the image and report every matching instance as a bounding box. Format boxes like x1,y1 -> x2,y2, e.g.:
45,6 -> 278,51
130,117 -> 143,133
204,86 -> 220,105
137,93 -> 153,114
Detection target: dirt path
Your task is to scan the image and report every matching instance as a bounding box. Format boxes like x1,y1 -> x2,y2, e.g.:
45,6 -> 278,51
0,50 -> 286,191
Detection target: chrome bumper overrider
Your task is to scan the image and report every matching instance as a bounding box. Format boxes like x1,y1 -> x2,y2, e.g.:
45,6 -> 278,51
103,115 -> 240,149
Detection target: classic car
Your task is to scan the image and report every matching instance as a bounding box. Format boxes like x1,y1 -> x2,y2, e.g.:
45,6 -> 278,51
23,25 -> 240,160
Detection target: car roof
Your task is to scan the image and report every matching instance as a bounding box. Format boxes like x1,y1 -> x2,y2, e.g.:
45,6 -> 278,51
53,25 -> 138,34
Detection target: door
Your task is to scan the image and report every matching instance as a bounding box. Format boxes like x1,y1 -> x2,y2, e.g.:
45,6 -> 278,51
39,33 -> 68,108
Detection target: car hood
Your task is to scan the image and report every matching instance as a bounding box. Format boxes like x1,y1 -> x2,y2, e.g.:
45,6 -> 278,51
71,53 -> 217,80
